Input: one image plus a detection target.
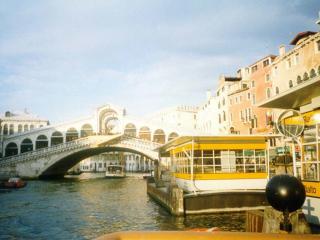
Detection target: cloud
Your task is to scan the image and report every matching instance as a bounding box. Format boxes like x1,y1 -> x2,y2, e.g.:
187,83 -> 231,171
0,0 -> 318,122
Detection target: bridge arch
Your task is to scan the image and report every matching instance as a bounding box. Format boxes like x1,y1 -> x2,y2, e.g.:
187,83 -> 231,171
21,138 -> 33,153
39,146 -> 158,179
124,123 -> 137,137
80,124 -> 93,137
5,142 -> 18,157
66,128 -> 79,142
139,126 -> 151,141
51,131 -> 63,146
36,135 -> 49,149
168,132 -> 179,142
153,129 -> 165,144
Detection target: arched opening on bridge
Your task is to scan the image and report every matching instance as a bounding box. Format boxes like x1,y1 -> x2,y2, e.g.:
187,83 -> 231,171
80,124 -> 93,137
30,125 -> 34,130
5,142 -> 18,157
9,124 -> 14,135
66,128 -> 79,142
36,135 -> 49,149
98,107 -> 119,134
105,117 -> 120,135
153,129 -> 165,144
168,132 -> 179,142
21,138 -> 33,153
139,126 -> 151,141
18,124 -> 23,133
3,124 -> 8,135
51,131 -> 64,146
124,123 -> 137,137
24,124 -> 29,132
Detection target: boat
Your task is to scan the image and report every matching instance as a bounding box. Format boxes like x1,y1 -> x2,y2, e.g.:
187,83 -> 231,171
105,165 -> 126,178
3,177 -> 27,188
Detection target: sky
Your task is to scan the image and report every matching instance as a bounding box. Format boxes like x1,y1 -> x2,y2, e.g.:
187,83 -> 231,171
0,1 -> 319,123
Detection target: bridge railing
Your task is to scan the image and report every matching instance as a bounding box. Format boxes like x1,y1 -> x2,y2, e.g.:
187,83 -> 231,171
119,135 -> 162,150
0,137 -> 92,166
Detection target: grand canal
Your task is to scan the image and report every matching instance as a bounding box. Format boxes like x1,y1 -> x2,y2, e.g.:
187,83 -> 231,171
0,177 -> 245,239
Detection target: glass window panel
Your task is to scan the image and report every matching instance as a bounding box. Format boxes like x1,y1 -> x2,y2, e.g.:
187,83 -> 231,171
203,150 -> 213,157
304,144 -> 317,161
303,163 -> 318,181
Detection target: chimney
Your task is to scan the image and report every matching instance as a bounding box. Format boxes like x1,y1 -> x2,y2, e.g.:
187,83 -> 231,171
206,90 -> 211,101
279,45 -> 286,56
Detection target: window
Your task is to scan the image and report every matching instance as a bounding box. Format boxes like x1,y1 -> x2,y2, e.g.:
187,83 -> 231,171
251,81 -> 255,87
239,96 -> 242,102
297,75 -> 302,84
218,102 -> 220,109
289,80 -> 293,88
252,65 -> 258,73
223,111 -> 226,121
265,74 -> 270,82
266,88 -> 271,99
295,54 -> 299,65
263,59 -> 270,67
218,114 -> 221,124
310,69 -> 316,78
275,87 -> 279,95
273,66 -> 278,76
252,94 -> 256,105
222,98 -> 225,106
240,110 -> 244,122
222,86 -> 225,92
230,98 -> 233,105
217,90 -> 220,96
247,93 -> 251,100
316,40 -> 320,52
230,113 -> 233,122
303,72 -> 309,81
286,58 -> 291,69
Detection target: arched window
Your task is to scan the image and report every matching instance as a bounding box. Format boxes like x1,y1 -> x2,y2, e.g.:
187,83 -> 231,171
66,128 -> 79,142
5,142 -> 18,157
153,129 -> 165,144
303,72 -> 309,81
21,138 -> 33,153
51,131 -> 63,146
18,124 -> 23,133
168,132 -> 179,142
223,111 -> 226,121
9,124 -> 14,135
297,75 -> 302,84
275,87 -> 279,95
80,124 -> 93,137
24,124 -> 29,132
139,126 -> 151,141
218,114 -> 221,123
310,69 -> 316,78
124,123 -> 137,137
289,80 -> 293,88
36,135 -> 49,149
266,88 -> 271,99
3,124 -> 8,135
30,125 -> 34,130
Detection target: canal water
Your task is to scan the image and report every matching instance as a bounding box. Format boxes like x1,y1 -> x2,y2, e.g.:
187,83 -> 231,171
0,177 -> 245,239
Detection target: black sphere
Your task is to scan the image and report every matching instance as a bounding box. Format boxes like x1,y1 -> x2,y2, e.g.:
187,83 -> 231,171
266,174 -> 306,213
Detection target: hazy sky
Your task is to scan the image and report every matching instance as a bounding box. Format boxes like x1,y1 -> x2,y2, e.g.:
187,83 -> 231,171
0,1 -> 319,123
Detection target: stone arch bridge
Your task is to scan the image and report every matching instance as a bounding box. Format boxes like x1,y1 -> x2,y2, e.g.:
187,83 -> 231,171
0,134 -> 162,179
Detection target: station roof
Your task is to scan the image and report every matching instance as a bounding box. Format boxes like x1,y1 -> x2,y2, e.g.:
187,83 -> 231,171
158,135 -> 280,154
258,76 -> 320,110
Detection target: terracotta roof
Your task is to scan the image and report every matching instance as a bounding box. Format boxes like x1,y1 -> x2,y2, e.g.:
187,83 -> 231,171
290,31 -> 317,45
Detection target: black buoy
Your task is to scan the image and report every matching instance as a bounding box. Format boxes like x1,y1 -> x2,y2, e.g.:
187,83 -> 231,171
265,174 -> 306,232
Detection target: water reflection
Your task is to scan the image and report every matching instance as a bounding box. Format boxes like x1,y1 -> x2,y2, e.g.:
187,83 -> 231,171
0,177 -> 245,239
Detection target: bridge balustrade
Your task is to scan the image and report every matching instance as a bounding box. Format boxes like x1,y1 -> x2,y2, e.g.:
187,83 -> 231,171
0,137 -> 92,166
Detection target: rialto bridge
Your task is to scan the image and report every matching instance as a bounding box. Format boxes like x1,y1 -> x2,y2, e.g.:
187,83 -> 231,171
0,104 -> 194,179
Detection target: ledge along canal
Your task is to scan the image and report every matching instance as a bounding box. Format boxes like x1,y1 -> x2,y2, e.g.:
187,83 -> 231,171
0,176 -> 245,239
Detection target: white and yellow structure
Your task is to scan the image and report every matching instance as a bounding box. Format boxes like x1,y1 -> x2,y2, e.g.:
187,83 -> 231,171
159,135 -> 272,193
